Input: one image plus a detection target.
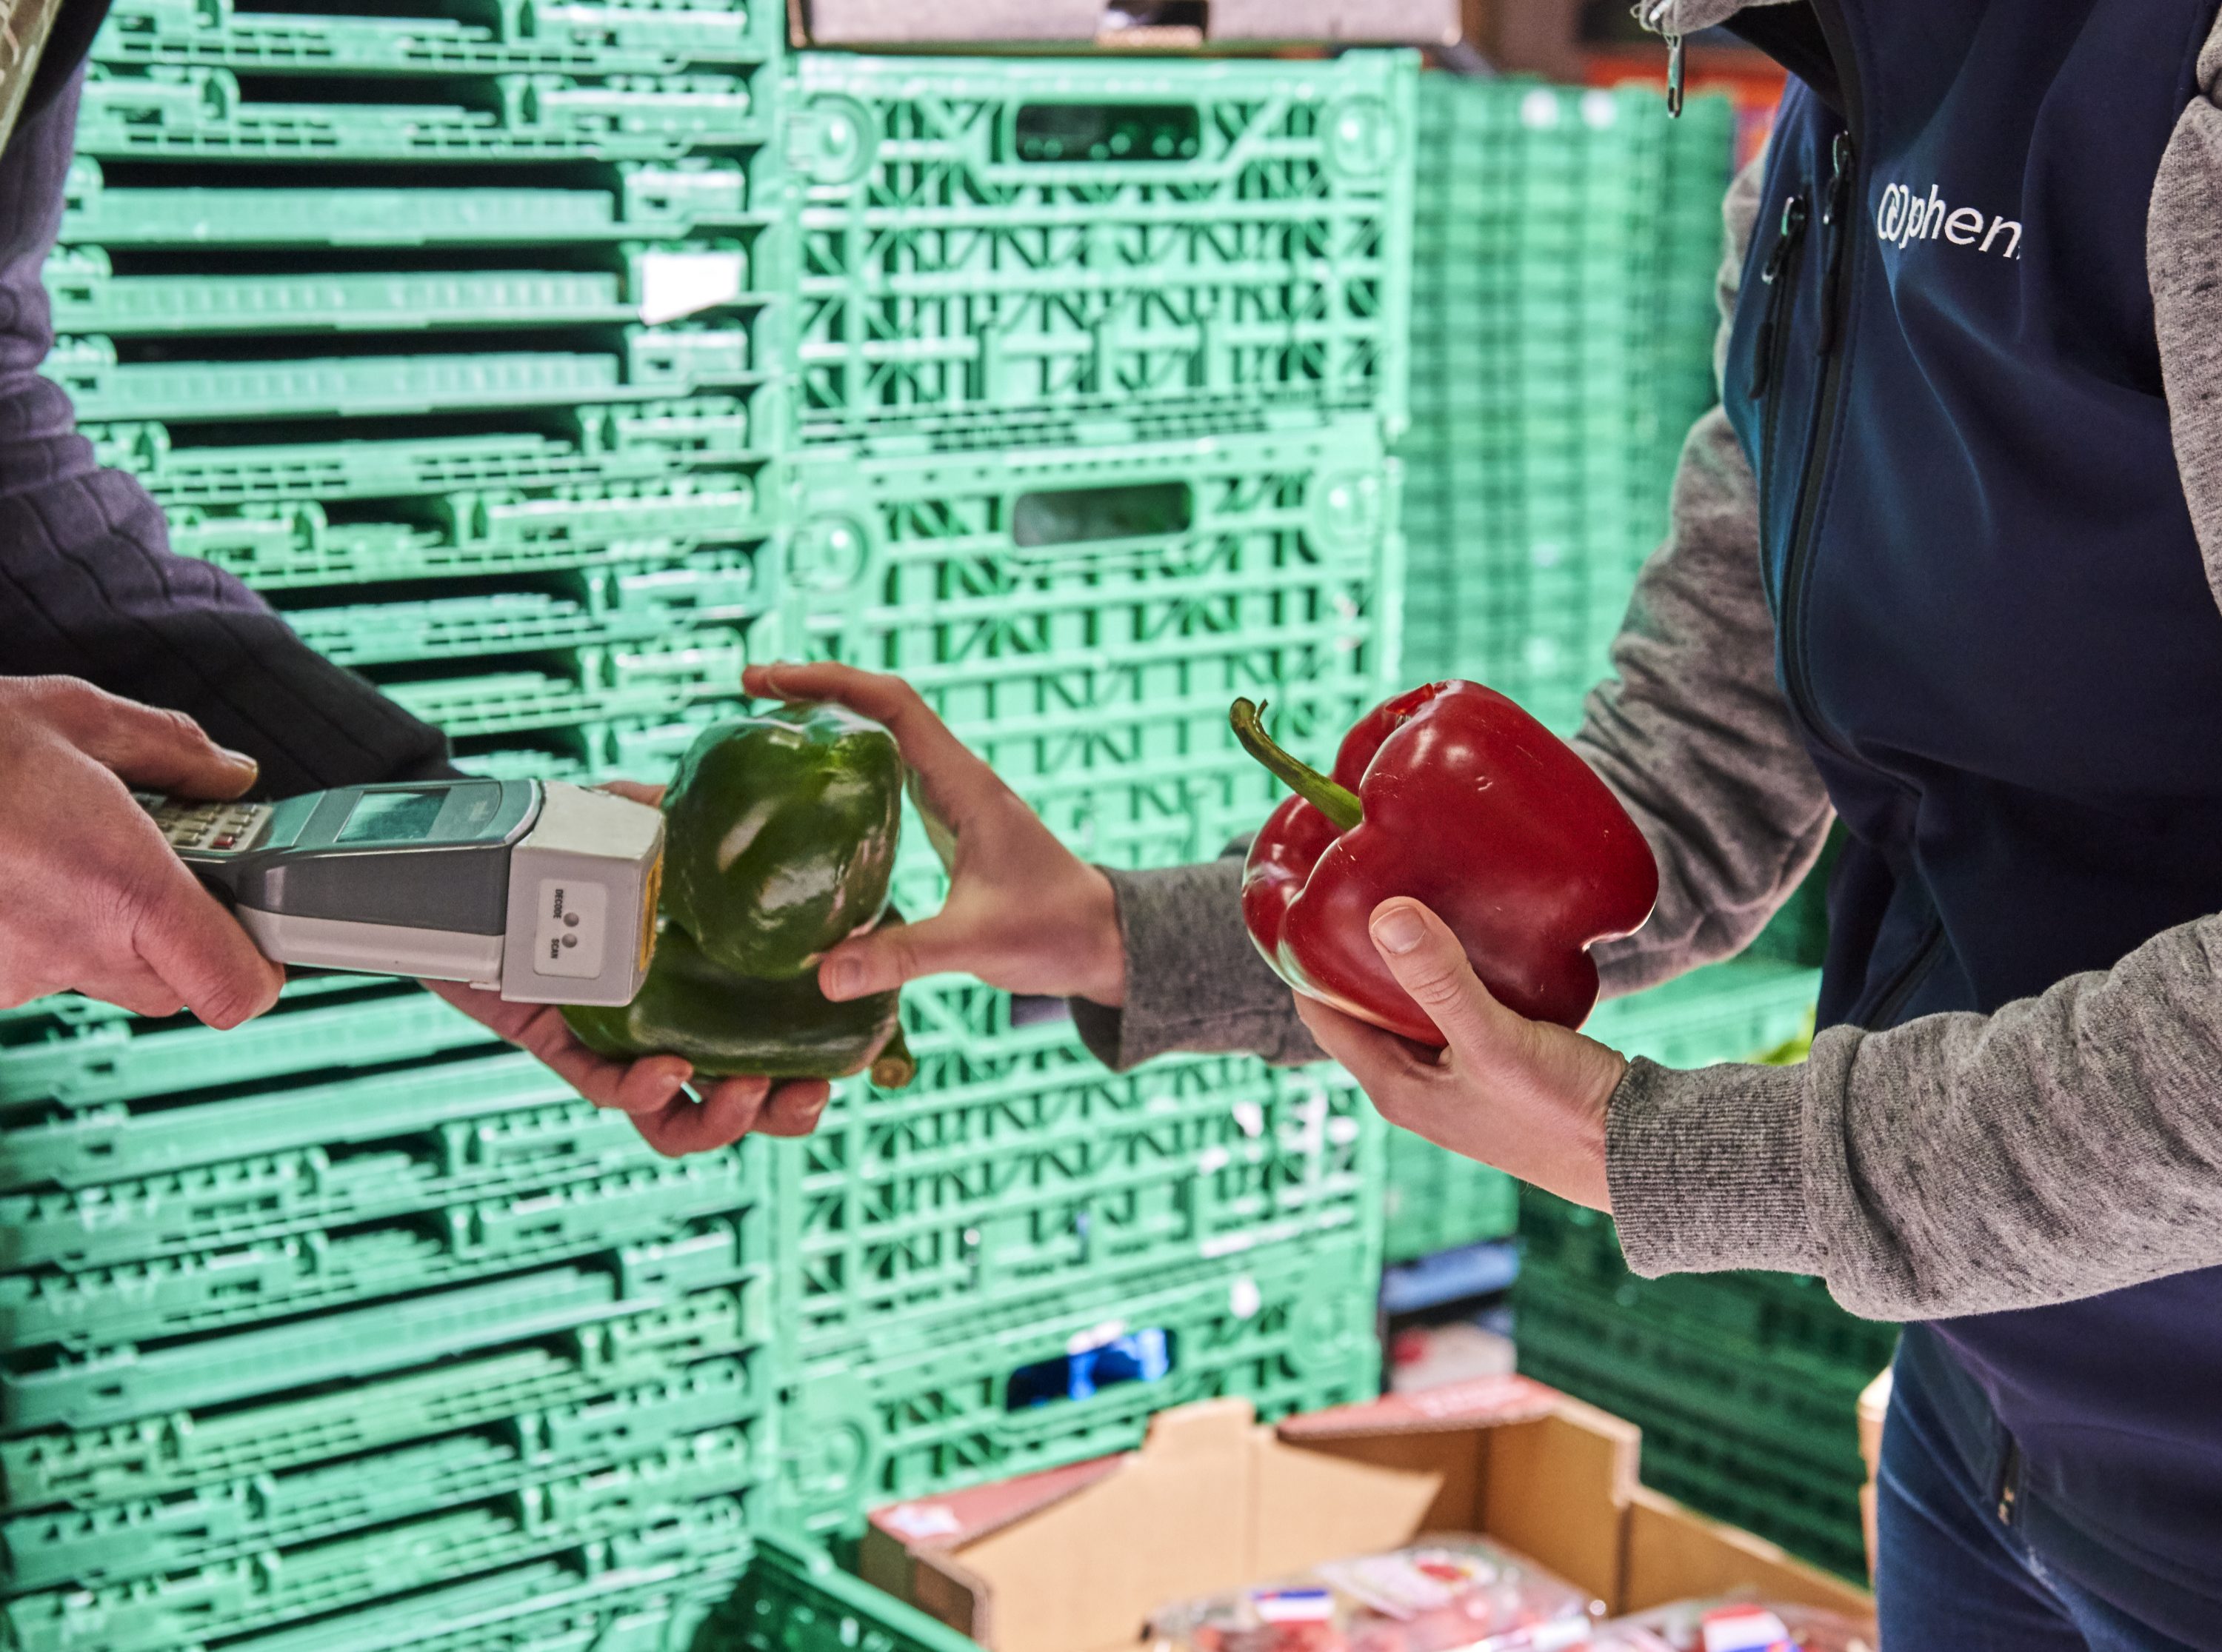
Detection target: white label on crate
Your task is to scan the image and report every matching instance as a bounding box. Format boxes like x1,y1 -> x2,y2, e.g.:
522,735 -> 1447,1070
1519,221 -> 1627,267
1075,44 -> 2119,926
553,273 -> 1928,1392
636,251 -> 746,325
531,877 -> 608,979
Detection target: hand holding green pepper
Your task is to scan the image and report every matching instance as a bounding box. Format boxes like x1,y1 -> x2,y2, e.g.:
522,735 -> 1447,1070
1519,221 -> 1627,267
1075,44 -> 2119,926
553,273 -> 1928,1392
561,708 -> 917,1097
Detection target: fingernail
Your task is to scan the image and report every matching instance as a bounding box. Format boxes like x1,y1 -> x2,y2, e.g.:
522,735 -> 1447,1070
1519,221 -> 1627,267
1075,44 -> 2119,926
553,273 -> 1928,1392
1372,905 -> 1426,954
823,957 -> 862,1000
220,748 -> 258,771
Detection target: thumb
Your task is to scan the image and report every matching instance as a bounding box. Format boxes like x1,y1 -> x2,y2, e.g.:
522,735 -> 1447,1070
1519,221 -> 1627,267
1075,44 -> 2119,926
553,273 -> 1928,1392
129,860 -> 287,1029
1367,897 -> 1520,1062
818,912 -> 981,1001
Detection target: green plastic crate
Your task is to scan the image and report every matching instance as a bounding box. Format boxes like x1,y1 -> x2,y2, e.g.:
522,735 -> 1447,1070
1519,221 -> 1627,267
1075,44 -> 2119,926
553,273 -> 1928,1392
95,0 -> 774,76
45,327 -> 755,424
696,1533 -> 978,1652
0,977 -> 490,1110
780,1228 -> 1382,1538
4,1497 -> 753,1652
87,400 -> 763,510
1381,1126 -> 1517,1266
376,628 -> 747,738
281,574 -> 760,668
1584,957 -> 1821,1069
781,415 -> 1401,873
46,247 -> 766,338
61,157 -> 767,247
2,1283 -> 763,1510
76,65 -> 770,161
790,50 -> 1415,446
4,1414 -> 763,1593
1513,1281 -> 1869,1579
1516,1188 -> 1898,1377
218,1559 -> 744,1652
780,1006 -> 1380,1357
1398,78 -> 1734,733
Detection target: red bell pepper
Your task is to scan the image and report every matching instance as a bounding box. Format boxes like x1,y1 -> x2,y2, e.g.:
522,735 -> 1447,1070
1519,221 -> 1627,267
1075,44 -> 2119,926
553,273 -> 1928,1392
1231,683 -> 1658,1043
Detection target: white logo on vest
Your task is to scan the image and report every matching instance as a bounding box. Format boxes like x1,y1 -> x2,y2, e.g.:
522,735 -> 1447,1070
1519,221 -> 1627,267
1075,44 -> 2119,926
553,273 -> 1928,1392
1876,182 -> 2021,258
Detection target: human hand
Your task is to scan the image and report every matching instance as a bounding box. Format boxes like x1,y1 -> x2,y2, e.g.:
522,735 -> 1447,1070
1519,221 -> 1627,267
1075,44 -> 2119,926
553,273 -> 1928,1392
419,778 -> 831,1157
743,661 -> 1125,1007
0,676 -> 284,1025
1293,897 -> 1627,1211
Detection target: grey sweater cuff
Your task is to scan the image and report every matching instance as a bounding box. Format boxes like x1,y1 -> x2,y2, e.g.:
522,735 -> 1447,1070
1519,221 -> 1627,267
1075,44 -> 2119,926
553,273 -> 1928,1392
1070,856 -> 1322,1072
1605,1054 -> 1824,1277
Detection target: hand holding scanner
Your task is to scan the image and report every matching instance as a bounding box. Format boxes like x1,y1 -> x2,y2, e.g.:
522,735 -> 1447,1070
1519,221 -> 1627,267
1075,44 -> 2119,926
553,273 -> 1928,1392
137,779 -> 663,1005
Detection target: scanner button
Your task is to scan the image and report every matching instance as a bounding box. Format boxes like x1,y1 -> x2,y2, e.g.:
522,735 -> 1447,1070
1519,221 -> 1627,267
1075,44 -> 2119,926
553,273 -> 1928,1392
531,878 -> 607,979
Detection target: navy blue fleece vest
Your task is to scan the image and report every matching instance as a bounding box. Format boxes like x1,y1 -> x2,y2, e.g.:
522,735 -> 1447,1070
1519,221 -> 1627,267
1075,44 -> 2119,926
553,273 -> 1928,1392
1721,0 -> 2222,1633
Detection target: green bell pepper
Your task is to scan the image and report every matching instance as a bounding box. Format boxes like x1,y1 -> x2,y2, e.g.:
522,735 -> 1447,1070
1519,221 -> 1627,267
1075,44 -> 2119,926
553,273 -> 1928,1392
563,915 -> 915,1086
661,704 -> 904,980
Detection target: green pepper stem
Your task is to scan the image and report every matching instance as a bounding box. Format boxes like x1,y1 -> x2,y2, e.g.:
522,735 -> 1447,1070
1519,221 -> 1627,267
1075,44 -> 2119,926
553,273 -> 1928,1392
871,1023 -> 917,1090
1230,698 -> 1363,832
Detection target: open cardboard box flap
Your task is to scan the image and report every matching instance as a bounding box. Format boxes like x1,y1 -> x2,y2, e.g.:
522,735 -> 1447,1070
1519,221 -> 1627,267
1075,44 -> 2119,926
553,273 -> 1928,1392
866,1376 -> 1872,1652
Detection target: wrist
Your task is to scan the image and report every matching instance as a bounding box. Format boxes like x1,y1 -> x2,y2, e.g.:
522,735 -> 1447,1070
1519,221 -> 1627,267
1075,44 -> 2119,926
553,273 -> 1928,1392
1074,864 -> 1127,1008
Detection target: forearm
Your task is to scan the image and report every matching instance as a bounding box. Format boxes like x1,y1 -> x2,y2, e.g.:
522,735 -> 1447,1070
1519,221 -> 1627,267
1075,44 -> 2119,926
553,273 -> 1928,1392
1068,849 -> 1321,1071
1609,914 -> 2222,1318
0,68 -> 454,795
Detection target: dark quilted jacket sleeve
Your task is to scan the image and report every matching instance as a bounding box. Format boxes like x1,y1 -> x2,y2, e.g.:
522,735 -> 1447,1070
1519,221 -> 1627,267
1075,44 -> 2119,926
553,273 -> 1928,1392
0,61 -> 456,795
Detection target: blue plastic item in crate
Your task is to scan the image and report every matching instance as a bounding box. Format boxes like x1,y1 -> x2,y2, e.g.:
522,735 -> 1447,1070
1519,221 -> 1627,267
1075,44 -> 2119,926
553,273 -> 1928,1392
781,1228 -> 1381,1537
790,50 -> 1415,447
95,0 -> 773,76
61,156 -> 763,247
76,66 -> 769,161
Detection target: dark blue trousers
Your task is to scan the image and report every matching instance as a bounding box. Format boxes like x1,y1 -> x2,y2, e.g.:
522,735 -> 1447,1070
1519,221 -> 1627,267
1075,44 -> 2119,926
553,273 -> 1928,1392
1878,1334 -> 2200,1651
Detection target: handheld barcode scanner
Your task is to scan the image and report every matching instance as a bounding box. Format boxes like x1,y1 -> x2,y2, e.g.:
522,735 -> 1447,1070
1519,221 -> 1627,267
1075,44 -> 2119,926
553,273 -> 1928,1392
136,780 -> 663,1006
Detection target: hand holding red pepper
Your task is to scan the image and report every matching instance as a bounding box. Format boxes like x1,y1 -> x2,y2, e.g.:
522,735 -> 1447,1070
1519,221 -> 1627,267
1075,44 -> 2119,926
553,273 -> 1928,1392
1232,681 -> 1658,1043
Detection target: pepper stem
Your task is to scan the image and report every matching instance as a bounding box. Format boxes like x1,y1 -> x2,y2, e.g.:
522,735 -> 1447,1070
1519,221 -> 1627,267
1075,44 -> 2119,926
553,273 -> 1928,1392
1230,698 -> 1363,832
870,1023 -> 917,1090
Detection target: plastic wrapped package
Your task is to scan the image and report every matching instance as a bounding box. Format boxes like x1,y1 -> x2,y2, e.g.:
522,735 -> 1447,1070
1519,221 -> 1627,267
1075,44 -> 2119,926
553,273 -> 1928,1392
1147,1536 -> 1602,1652
1589,1602 -> 1875,1652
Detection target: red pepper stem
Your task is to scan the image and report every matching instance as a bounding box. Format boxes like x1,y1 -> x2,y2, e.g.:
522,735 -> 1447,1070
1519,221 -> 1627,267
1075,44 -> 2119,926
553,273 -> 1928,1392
1230,698 -> 1364,832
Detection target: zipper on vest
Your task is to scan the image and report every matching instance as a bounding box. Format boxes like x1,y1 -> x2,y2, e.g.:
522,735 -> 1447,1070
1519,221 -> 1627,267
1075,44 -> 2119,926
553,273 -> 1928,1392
1748,193 -> 1807,400
1863,919 -> 1945,1029
1775,129 -> 1860,758
1995,1437 -> 2024,1527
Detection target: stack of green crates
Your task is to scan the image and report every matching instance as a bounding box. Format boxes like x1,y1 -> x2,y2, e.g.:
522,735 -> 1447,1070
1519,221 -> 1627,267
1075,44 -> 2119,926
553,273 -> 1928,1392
1400,78 -> 1732,735
59,0 -> 792,786
1514,1186 -> 1893,1579
0,1 -> 792,1647
764,50 -> 1418,1536
0,982 -> 781,1652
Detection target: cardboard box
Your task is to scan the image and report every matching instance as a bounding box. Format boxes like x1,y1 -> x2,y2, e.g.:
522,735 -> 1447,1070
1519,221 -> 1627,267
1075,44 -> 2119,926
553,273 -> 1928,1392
863,1376 -> 1873,1652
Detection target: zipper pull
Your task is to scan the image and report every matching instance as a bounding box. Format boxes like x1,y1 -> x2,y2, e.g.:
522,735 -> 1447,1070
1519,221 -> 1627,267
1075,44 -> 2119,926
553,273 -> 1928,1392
1749,193 -> 1808,397
1816,132 -> 1858,356
1638,2 -> 1684,117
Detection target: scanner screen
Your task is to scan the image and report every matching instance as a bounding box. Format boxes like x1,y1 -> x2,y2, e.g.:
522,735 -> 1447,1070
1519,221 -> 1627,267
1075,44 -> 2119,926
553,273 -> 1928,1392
337,788 -> 447,844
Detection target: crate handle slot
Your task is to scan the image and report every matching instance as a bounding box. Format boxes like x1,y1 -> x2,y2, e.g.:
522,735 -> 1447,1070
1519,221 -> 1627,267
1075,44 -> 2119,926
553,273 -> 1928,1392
1010,482 -> 1192,550
1013,104 -> 1200,164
